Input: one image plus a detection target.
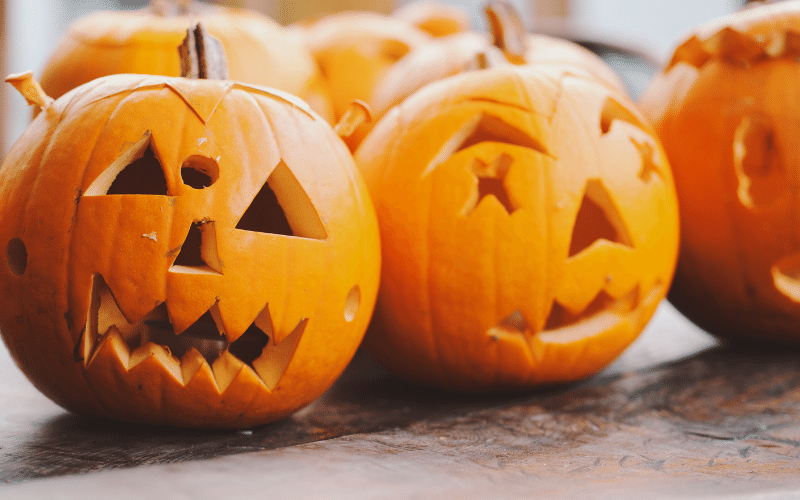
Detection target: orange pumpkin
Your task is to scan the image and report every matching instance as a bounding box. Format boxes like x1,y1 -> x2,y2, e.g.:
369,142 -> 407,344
639,1 -> 800,342
301,10 -> 431,125
393,0 -> 472,38
0,28 -> 380,428
356,63 -> 678,390
372,2 -> 627,122
38,0 -> 333,122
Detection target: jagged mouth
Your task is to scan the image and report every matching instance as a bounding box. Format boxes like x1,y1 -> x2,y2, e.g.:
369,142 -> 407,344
489,284 -> 655,343
77,274 -> 305,391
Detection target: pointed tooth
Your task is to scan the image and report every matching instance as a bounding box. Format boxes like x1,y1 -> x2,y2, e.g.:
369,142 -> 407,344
211,350 -> 245,393
217,361 -> 269,399
253,304 -> 275,341
765,30 -> 800,58
252,318 -> 307,390
129,342 -> 183,384
668,35 -> 710,69
214,300 -> 260,344
702,27 -> 765,65
86,326 -> 130,369
165,279 -> 219,335
180,347 -> 218,390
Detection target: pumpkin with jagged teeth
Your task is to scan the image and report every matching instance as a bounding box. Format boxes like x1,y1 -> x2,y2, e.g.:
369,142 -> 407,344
0,67 -> 380,428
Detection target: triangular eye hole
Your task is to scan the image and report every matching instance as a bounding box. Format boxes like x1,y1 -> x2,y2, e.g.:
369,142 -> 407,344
235,160 -> 327,240
85,131 -> 168,196
568,179 -> 633,257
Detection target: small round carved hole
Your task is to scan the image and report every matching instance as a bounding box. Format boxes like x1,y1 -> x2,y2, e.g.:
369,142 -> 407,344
181,155 -> 219,189
344,285 -> 361,322
6,238 -> 27,276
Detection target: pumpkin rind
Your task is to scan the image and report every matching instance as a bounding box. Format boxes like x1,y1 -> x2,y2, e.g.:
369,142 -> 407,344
0,74 -> 380,428
639,1 -> 800,342
356,65 -> 678,390
39,4 -> 334,122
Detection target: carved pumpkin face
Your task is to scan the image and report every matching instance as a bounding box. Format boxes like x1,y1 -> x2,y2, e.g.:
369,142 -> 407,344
640,2 -> 800,342
0,74 -> 380,427
356,65 -> 678,390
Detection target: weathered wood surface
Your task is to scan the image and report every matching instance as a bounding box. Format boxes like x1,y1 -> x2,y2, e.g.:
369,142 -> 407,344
1,304 -> 800,499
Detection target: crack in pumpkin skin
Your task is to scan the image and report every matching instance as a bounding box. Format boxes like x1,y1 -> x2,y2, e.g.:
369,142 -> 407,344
0,74 -> 380,428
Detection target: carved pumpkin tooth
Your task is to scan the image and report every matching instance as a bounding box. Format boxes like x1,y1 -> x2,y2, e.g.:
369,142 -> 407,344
252,318 -> 307,390
129,342 -> 183,383
86,326 -> 130,370
180,347 -> 216,388
211,350 -> 245,394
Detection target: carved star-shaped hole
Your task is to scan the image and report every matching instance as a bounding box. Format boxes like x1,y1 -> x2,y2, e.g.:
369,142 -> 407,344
463,153 -> 516,215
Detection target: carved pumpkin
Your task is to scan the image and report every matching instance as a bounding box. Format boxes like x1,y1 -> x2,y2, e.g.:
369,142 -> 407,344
393,0 -> 472,38
38,0 -> 334,122
301,11 -> 431,125
639,2 -> 800,342
356,63 -> 678,390
0,28 -> 380,428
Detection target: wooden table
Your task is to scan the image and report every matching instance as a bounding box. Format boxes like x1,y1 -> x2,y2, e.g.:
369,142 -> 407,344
2,303 -> 800,499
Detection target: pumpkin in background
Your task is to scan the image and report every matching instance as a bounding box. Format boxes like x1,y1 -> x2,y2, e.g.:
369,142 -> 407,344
393,0 -> 472,37
0,26 -> 380,428
38,0 -> 334,122
366,1 -> 626,144
300,10 -> 431,127
355,62 -> 679,390
639,1 -> 800,342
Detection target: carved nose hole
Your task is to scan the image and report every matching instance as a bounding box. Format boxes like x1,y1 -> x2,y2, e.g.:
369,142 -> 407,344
569,179 -> 633,257
171,221 -> 223,274
6,238 -> 27,276
734,114 -> 786,209
181,155 -> 219,189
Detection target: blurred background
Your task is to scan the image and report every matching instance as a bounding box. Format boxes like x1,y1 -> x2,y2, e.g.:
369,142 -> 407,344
2,0 -> 744,154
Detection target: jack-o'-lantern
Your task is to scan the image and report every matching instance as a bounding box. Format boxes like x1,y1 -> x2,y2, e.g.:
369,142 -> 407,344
0,27 -> 380,428
393,0 -> 472,37
300,10 -> 431,125
356,63 -> 678,390
639,1 -> 800,342
38,0 -> 333,122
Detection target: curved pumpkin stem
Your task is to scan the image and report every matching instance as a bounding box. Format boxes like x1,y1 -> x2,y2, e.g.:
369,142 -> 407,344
179,23 -> 229,80
484,1 -> 528,64
334,100 -> 372,139
151,0 -> 194,16
6,71 -> 53,112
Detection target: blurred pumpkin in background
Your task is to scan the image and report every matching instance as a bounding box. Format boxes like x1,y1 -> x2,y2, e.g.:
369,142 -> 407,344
393,0 -> 472,37
38,0 -> 334,122
356,60 -> 679,391
300,10 -> 431,129
639,1 -> 800,342
0,26 -> 379,428
364,1 -> 626,147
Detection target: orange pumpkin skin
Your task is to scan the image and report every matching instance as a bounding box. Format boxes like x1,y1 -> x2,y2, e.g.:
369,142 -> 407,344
372,31 -> 627,121
301,11 -> 431,124
0,75 -> 380,428
38,3 -> 334,122
639,2 -> 800,342
393,0 -> 472,38
355,65 -> 679,390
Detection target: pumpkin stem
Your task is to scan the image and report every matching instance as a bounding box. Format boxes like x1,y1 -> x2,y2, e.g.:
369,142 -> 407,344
484,1 -> 527,64
6,71 -> 54,111
179,23 -> 229,80
465,49 -> 507,71
334,100 -> 372,138
151,0 -> 194,16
